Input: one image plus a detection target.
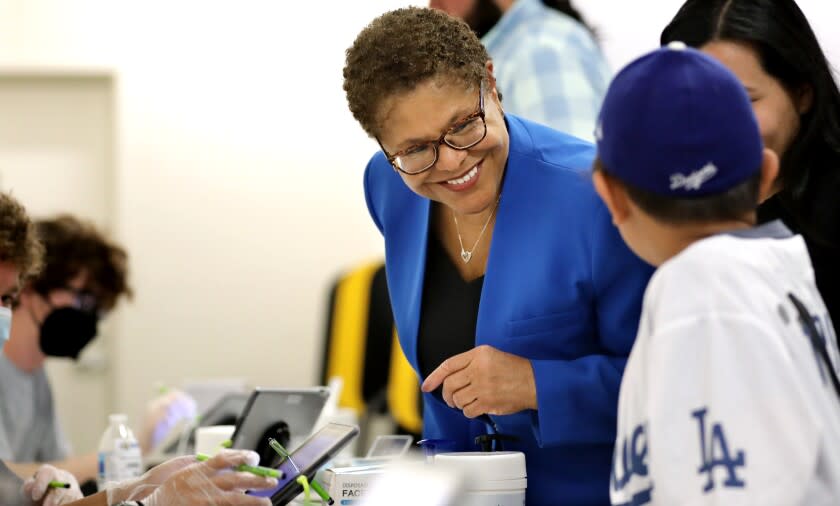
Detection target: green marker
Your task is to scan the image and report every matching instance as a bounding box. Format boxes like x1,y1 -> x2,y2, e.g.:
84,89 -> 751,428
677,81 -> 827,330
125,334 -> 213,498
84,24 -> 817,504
235,463 -> 280,479
268,438 -> 334,505
48,481 -> 70,489
195,453 -> 281,479
296,475 -> 312,503
309,480 -> 334,505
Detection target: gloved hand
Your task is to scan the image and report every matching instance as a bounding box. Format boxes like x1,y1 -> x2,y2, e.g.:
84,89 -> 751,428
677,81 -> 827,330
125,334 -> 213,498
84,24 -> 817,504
107,450 -> 275,506
22,465 -> 83,506
140,388 -> 198,453
105,455 -> 196,502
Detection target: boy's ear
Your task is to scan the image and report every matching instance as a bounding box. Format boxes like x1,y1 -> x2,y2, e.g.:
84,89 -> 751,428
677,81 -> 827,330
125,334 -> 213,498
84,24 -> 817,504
593,170 -> 632,226
757,148 -> 780,203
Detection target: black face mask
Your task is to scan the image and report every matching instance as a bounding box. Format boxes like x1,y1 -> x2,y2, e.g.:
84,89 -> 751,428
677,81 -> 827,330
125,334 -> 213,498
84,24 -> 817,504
39,307 -> 99,359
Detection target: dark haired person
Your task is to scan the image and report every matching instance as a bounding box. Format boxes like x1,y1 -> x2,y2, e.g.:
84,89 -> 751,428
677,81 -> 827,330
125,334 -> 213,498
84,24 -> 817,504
594,43 -> 840,505
661,0 -> 840,345
0,196 -> 272,506
0,215 -> 131,481
0,192 -> 54,506
431,0 -> 609,140
344,7 -> 652,504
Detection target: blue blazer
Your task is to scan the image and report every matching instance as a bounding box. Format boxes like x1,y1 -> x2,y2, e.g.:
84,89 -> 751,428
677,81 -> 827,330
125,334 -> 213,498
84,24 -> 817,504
363,115 -> 653,505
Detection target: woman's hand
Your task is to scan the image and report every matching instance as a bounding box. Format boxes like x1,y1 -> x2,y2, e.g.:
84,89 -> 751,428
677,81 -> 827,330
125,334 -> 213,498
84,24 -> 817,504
22,464 -> 83,506
422,345 -> 537,418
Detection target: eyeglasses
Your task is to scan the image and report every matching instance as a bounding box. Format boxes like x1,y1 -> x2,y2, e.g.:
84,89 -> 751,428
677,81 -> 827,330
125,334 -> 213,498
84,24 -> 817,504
378,81 -> 487,175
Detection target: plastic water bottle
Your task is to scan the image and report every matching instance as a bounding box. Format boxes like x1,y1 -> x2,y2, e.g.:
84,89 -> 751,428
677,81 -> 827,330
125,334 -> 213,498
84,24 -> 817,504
97,414 -> 143,490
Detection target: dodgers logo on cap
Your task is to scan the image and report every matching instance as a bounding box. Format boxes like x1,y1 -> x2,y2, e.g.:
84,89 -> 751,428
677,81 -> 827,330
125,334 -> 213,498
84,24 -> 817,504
670,162 -> 718,191
595,42 -> 763,197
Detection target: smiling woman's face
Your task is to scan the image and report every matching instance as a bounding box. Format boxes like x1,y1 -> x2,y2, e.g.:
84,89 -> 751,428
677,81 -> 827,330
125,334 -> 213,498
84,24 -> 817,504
376,75 -> 508,217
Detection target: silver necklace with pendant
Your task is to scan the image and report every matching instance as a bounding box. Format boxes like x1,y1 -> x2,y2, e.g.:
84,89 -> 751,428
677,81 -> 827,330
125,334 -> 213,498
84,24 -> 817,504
452,197 -> 501,263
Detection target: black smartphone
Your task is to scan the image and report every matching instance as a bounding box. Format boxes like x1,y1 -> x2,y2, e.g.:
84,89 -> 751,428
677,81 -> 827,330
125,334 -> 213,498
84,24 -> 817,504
246,422 -> 359,505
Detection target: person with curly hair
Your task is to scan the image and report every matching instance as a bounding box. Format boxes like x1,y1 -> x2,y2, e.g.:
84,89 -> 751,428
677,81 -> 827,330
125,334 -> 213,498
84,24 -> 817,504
0,195 -> 277,506
344,7 -> 652,504
0,193 -> 43,350
0,215 -> 132,482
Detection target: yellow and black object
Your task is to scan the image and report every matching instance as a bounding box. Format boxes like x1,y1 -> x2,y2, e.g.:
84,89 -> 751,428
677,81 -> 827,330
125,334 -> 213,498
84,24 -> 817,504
321,261 -> 422,437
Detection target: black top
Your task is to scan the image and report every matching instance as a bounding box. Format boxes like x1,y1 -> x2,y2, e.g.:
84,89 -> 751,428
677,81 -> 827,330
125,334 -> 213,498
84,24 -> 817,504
759,196 -> 840,342
417,235 -> 484,382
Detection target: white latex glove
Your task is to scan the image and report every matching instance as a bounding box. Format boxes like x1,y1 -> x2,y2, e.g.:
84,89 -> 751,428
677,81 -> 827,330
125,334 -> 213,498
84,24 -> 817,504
141,388 -> 198,452
22,465 -> 83,506
107,450 -> 275,506
105,455 -> 196,502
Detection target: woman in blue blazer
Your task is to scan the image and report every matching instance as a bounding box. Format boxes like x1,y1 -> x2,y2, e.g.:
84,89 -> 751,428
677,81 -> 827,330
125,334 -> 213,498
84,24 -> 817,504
343,7 -> 652,504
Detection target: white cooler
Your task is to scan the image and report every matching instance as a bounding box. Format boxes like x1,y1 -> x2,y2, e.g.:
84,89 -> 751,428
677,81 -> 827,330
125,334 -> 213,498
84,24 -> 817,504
434,451 -> 527,506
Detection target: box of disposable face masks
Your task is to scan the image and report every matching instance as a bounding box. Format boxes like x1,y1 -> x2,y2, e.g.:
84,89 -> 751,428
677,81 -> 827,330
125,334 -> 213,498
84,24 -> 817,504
320,464 -> 386,504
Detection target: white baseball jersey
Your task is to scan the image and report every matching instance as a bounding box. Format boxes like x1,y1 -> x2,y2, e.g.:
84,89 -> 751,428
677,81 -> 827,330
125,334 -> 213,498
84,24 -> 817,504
611,221 -> 840,505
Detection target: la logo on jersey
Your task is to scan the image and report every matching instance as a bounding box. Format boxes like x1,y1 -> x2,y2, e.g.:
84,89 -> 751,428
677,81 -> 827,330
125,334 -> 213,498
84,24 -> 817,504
693,407 -> 746,492
612,408 -> 747,505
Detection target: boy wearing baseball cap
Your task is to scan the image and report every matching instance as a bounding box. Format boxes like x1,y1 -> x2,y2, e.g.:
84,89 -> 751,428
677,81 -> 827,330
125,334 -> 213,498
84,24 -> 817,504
594,43 -> 840,505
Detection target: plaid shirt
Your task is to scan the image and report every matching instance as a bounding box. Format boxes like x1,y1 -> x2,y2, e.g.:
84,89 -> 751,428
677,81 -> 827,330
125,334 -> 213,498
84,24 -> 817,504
483,0 -> 611,141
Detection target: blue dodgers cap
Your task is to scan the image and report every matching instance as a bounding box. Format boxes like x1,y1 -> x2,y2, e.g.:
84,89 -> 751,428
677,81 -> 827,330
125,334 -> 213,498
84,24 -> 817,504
595,42 -> 763,197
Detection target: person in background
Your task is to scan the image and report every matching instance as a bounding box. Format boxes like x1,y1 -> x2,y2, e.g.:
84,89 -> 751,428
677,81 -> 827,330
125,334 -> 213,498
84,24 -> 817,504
344,7 -> 651,504
431,0 -> 610,140
0,193 -> 275,506
593,43 -> 840,505
0,191 -> 57,506
0,215 -> 131,481
661,0 -> 840,344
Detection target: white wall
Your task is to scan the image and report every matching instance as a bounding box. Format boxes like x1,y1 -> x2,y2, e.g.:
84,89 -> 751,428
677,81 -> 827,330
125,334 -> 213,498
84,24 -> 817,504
0,0 -> 838,443
0,0 -> 414,435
